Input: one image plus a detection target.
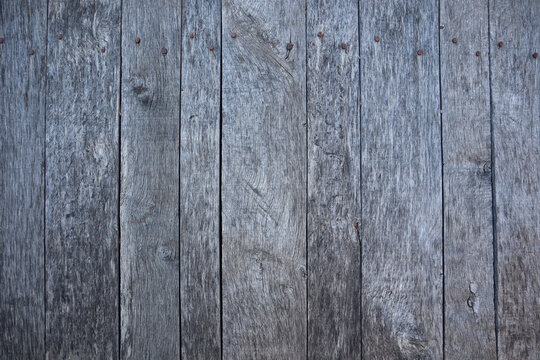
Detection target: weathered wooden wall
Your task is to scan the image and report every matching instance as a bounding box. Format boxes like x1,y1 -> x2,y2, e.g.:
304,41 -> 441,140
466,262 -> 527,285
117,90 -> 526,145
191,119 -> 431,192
1,0 -> 538,359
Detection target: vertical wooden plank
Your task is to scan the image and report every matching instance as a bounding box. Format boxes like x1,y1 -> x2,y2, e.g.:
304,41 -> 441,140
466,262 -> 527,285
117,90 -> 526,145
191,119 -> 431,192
490,0 -> 539,358
221,0 -> 307,357
440,0 -> 497,358
120,0 -> 180,358
360,1 -> 443,358
306,0 -> 361,358
180,0 -> 221,358
45,0 -> 120,358
0,1 -> 46,358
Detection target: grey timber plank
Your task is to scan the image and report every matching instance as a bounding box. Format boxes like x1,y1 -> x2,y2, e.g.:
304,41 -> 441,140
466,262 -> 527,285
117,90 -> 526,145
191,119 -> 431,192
0,0 -> 47,358
45,0 -> 121,358
120,0 -> 181,358
359,1 -> 443,358
180,0 -> 221,358
440,0 -> 497,358
489,0 -> 540,358
221,0 -> 307,358
306,0 -> 362,358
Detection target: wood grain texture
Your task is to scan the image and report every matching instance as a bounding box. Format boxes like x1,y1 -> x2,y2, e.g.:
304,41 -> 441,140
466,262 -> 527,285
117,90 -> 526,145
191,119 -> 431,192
306,0 -> 361,358
180,0 -> 221,358
489,0 -> 540,358
45,0 -> 120,358
360,1 -> 443,358
120,0 -> 180,358
440,0 -> 497,358
221,0 -> 307,358
0,0 -> 46,358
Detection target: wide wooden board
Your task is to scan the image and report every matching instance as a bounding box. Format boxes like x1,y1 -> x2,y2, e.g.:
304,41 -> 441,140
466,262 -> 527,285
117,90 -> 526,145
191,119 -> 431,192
0,0 -> 47,357
490,0 -> 540,358
120,0 -> 181,358
307,0 -> 362,358
440,0 -> 497,357
221,0 -> 307,357
180,0 -> 221,358
45,0 -> 121,357
360,1 -> 443,358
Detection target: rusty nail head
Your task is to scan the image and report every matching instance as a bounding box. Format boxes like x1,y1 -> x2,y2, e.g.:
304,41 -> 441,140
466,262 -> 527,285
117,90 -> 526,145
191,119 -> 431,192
341,43 -> 347,50
0,37 -> 4,44
161,47 -> 168,55
29,49 -> 35,56
101,47 -> 106,53
476,51 -> 481,56
286,43 -> 293,51
210,45 -> 214,51
317,32 -> 323,38
498,41 -> 504,48
417,49 -> 423,55
135,37 -> 140,44
231,33 -> 237,38
533,52 -> 538,59
58,34 -> 63,40
190,33 -> 194,39
452,38 -> 457,44
375,36 -> 380,42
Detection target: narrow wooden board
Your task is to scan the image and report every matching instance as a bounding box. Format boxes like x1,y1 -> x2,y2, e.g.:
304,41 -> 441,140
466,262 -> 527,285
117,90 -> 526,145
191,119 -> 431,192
120,0 -> 181,358
180,0 -> 221,358
359,1 -> 443,358
306,0 -> 362,358
0,1 -> 47,357
440,1 -> 497,358
490,0 -> 540,358
221,0 -> 307,357
45,0 -> 120,357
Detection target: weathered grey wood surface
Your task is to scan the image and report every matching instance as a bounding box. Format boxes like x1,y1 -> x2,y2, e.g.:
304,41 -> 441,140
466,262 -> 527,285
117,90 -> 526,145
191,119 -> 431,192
440,0 -> 497,358
221,0 -> 307,358
1,1 -> 540,358
360,0 -> 443,358
45,0 -> 120,358
0,0 -> 46,358
180,0 -> 221,358
120,0 -> 181,358
490,0 -> 539,358
307,0 -> 361,358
